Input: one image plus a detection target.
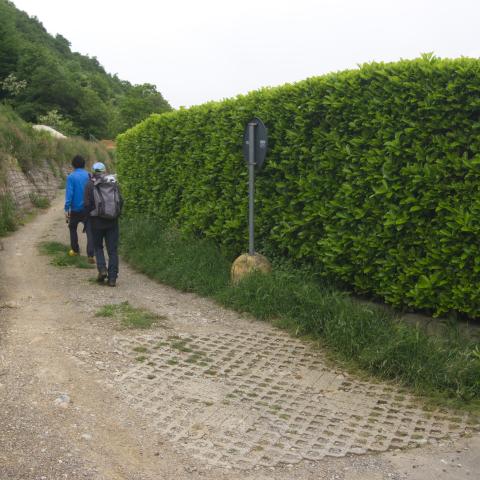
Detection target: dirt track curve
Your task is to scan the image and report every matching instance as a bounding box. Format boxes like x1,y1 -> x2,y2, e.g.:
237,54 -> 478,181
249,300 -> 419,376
0,195 -> 479,480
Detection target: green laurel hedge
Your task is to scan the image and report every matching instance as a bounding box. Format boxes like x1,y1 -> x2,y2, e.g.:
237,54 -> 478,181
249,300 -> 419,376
117,55 -> 480,318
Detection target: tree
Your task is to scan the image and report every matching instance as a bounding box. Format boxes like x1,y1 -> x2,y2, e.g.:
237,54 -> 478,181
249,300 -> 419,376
0,1 -> 20,87
0,0 -> 172,138
1,73 -> 27,98
74,87 -> 109,138
37,109 -> 78,136
113,83 -> 171,133
54,34 -> 71,56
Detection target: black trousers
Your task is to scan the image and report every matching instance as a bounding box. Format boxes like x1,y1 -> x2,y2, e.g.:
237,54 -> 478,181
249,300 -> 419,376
92,223 -> 119,280
68,211 -> 94,257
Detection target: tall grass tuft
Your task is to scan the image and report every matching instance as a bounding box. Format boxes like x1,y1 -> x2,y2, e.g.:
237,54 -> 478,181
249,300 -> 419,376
0,194 -> 17,235
29,193 -> 50,209
95,301 -> 163,329
120,216 -> 480,406
120,217 -> 230,296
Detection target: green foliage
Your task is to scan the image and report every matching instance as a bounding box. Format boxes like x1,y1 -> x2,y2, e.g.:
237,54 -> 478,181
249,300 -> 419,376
120,216 -> 231,296
117,56 -> 480,318
0,102 -> 44,170
0,0 -> 171,137
37,109 -> 78,136
0,193 -> 16,235
0,103 -> 113,173
120,216 -> 480,405
0,72 -> 27,97
110,83 -> 171,134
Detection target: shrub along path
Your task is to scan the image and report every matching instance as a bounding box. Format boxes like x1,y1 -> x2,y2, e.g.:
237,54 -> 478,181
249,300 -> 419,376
0,196 -> 478,480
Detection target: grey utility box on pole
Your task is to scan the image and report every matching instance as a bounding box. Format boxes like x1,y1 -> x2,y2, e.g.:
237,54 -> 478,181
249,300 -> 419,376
243,117 -> 268,255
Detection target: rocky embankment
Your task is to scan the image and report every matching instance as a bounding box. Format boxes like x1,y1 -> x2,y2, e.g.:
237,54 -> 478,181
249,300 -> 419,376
0,155 -> 68,211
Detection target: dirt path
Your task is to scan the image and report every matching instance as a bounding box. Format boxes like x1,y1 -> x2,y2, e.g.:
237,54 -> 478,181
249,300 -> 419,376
0,196 -> 479,480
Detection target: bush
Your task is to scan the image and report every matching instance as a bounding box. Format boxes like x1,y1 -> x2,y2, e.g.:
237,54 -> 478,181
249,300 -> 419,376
117,56 -> 480,318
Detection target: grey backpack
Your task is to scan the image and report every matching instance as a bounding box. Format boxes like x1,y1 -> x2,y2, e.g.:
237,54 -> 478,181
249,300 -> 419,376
90,174 -> 121,219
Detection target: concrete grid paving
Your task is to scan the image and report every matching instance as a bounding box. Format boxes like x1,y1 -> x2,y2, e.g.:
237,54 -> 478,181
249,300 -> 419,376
112,327 -> 476,470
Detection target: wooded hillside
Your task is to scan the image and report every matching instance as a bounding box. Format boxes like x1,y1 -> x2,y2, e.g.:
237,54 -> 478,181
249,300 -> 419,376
0,0 -> 171,138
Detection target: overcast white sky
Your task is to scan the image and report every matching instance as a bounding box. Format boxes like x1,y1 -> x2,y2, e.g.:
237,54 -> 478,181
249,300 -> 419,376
10,0 -> 480,109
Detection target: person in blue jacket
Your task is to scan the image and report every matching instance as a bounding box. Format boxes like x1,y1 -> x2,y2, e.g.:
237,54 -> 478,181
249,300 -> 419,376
64,155 -> 94,261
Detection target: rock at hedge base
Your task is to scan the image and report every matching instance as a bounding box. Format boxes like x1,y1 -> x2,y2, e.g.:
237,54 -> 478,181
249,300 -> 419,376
231,253 -> 272,284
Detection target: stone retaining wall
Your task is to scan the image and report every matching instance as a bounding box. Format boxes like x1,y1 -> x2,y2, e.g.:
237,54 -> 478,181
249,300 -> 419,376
1,156 -> 69,210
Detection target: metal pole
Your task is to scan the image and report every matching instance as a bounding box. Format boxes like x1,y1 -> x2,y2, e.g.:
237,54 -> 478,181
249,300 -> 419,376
248,122 -> 256,255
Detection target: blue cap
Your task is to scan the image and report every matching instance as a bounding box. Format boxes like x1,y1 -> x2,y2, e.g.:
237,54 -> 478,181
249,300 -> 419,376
92,162 -> 106,172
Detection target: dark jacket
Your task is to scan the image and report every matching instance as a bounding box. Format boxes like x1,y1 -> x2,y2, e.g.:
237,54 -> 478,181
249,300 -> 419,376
84,174 -> 123,230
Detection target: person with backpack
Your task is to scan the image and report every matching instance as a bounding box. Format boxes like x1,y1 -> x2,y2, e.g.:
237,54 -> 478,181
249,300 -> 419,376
64,154 -> 94,262
83,162 -> 123,287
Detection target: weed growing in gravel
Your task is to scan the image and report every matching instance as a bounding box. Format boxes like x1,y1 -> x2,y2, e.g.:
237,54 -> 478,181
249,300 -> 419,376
39,241 -> 94,269
186,350 -> 211,364
133,346 -> 148,353
170,339 -> 192,353
39,241 -> 67,256
95,301 -> 165,329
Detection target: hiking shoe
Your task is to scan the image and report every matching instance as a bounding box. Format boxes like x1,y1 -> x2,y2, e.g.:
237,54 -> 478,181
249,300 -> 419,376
88,256 -> 96,264
68,249 -> 79,257
107,278 -> 116,287
97,268 -> 108,283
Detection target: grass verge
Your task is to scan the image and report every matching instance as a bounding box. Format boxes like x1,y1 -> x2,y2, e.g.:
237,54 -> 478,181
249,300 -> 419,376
95,301 -> 165,329
0,194 -> 17,236
29,193 -> 51,209
120,217 -> 480,410
38,241 -> 94,269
